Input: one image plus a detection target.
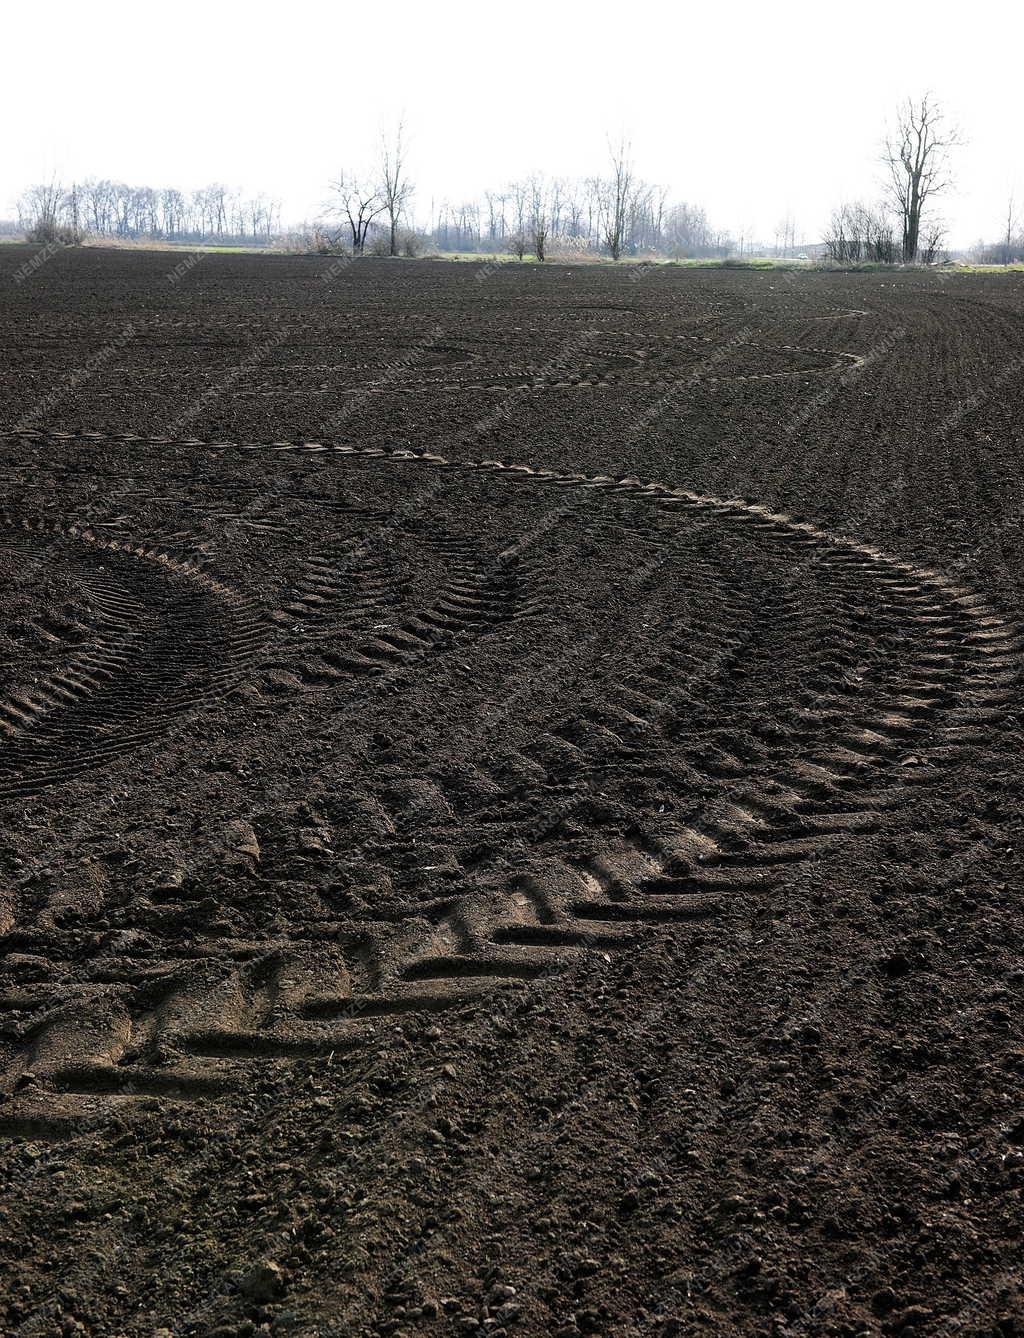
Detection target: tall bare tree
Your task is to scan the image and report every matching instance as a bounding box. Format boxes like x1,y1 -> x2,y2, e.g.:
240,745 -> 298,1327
1003,193 -> 1019,266
379,121 -> 413,257
484,190 -> 506,242
529,175 -> 548,261
603,137 -> 634,261
883,94 -> 960,263
507,179 -> 528,260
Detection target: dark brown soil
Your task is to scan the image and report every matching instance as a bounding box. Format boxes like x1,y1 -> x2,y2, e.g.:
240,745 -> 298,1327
1,247 -> 1023,1338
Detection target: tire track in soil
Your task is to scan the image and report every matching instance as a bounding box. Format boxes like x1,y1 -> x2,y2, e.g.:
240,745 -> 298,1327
0,513 -> 265,801
0,332 -> 862,405
266,529 -> 544,691
0,432 -> 1015,1136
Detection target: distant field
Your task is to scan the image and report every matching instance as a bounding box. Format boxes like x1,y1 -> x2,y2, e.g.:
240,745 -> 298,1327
6,235 -> 1023,270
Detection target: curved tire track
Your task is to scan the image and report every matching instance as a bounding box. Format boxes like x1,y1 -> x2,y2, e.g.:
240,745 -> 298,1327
0,513 -> 264,800
0,431 -> 1015,1134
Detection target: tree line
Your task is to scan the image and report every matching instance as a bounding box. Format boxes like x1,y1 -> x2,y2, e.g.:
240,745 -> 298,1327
16,179 -> 281,246
9,98 -> 1022,264
317,130 -> 737,261
422,173 -> 731,261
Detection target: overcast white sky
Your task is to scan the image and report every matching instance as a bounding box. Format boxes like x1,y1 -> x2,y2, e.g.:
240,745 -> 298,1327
2,0 -> 1020,247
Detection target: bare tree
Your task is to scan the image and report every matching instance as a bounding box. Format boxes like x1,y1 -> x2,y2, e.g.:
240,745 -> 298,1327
484,190 -> 506,242
774,211 -> 797,258
329,171 -> 385,254
379,121 -> 413,257
883,94 -> 960,263
664,201 -> 717,258
564,182 -> 585,239
583,176 -> 603,248
603,136 -> 634,260
507,179 -> 528,260
920,221 -> 947,265
17,180 -> 62,233
160,187 -> 184,238
627,183 -> 667,253
547,177 -> 565,239
85,180 -> 116,235
17,179 -> 81,244
824,202 -> 897,265
1003,193 -> 1019,266
529,175 -> 548,261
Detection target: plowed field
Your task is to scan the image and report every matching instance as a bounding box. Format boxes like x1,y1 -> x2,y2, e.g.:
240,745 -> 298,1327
1,248 -> 1023,1337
